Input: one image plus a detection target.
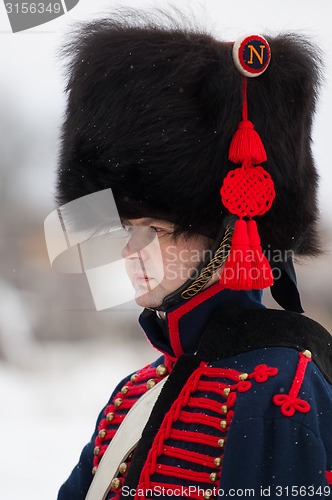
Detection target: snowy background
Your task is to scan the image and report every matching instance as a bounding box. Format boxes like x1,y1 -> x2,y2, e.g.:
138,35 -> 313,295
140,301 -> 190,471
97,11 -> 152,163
0,1 -> 331,499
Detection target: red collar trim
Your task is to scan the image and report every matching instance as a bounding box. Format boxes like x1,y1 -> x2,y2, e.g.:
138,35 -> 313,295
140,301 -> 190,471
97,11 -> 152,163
166,281 -> 225,358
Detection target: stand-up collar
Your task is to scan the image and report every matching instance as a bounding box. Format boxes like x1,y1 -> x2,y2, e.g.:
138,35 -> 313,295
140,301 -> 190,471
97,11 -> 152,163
139,282 -> 265,360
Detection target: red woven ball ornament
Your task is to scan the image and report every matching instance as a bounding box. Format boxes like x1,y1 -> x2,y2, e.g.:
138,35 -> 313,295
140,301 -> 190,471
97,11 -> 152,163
219,35 -> 275,290
220,165 -> 275,218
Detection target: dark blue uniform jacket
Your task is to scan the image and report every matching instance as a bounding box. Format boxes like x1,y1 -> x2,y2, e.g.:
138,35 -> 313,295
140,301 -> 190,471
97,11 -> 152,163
58,286 -> 332,500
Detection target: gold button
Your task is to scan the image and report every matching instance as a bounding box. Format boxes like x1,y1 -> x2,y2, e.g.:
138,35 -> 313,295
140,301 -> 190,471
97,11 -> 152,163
204,490 -> 212,499
111,478 -> 122,490
114,398 -> 123,407
156,364 -> 168,377
92,466 -> 97,475
221,405 -> 228,414
119,462 -> 128,474
130,373 -> 138,383
106,412 -> 114,421
98,429 -> 106,439
218,438 -> 225,448
302,349 -> 312,359
220,420 -> 227,430
223,387 -> 230,397
93,446 -> 100,456
210,472 -> 218,482
238,372 -> 248,381
146,379 -> 156,389
214,457 -> 222,467
121,386 -> 129,395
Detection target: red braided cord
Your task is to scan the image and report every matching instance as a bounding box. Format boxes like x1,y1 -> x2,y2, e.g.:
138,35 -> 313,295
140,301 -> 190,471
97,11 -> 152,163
187,397 -> 228,413
178,411 -> 227,431
155,463 -> 220,484
162,445 -> 217,467
273,352 -> 312,417
249,364 -> 278,383
169,428 -> 225,448
226,392 -> 237,408
202,366 -> 247,377
288,353 -> 311,398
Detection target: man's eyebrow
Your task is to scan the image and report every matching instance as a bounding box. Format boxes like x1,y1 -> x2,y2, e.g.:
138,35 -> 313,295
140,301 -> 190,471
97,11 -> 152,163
122,218 -> 174,227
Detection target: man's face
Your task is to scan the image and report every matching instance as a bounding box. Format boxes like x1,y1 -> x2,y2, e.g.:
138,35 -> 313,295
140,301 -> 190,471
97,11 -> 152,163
122,218 -> 213,309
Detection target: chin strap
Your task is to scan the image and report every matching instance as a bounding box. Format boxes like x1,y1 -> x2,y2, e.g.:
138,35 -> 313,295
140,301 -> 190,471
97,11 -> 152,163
153,217 -> 236,312
180,223 -> 233,300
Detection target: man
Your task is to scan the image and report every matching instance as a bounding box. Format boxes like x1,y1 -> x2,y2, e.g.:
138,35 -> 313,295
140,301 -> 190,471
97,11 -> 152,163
50,8 -> 332,500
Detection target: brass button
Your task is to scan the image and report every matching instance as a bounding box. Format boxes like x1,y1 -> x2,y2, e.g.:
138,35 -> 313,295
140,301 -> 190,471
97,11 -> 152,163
130,373 -> 138,383
210,472 -> 218,482
111,478 -> 122,490
93,446 -> 100,456
119,462 -> 128,474
106,412 -> 114,421
146,379 -> 156,389
92,466 -> 97,475
218,438 -> 225,448
121,386 -> 129,395
220,420 -> 227,430
302,349 -> 312,359
156,364 -> 168,377
114,398 -> 123,407
223,387 -> 230,397
204,490 -> 212,499
238,372 -> 248,381
98,429 -> 106,439
221,405 -> 228,415
214,457 -> 222,467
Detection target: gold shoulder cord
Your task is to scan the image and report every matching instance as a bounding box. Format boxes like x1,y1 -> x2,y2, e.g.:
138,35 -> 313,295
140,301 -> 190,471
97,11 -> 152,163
181,224 -> 233,300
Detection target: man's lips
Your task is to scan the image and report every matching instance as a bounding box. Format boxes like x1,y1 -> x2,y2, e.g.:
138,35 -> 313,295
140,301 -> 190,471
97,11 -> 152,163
133,274 -> 153,282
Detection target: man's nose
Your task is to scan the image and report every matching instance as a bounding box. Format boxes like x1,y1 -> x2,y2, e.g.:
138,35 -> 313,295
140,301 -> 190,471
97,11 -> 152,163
121,232 -> 149,260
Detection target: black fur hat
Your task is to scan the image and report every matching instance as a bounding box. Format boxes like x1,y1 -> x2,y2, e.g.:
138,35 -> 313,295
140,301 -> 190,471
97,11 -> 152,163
57,7 -> 322,256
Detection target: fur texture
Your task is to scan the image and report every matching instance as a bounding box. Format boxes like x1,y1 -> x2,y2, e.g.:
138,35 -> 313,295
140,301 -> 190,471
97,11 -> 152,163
56,7 -> 322,255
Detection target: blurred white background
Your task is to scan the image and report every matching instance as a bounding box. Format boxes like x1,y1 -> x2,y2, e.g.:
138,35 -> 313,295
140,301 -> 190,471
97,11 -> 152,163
0,1 -> 331,499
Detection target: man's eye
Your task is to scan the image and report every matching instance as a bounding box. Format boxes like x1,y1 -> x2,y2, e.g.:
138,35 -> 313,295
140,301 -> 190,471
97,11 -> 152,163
150,226 -> 163,233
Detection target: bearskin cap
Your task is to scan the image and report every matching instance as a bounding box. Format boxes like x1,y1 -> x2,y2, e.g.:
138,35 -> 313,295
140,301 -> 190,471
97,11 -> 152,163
56,7 -> 322,255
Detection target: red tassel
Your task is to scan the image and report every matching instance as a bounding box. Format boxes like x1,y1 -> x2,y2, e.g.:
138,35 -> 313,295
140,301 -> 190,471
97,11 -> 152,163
220,219 -> 253,290
228,120 -> 267,165
247,219 -> 274,289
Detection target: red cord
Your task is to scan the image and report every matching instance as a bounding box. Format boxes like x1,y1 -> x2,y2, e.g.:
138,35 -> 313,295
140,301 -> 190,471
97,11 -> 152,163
273,352 -> 311,417
242,76 -> 248,121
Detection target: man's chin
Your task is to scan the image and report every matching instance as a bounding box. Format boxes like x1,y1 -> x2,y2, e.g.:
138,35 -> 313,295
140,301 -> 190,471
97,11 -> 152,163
134,288 -> 164,309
